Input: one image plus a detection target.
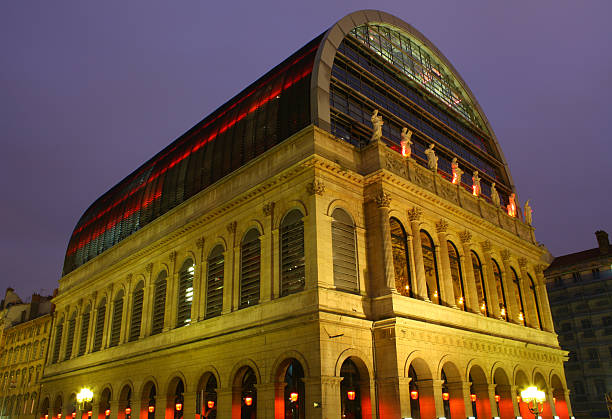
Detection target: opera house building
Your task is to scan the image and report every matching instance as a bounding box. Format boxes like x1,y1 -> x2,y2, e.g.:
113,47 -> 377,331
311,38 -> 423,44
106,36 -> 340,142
39,10 -> 571,419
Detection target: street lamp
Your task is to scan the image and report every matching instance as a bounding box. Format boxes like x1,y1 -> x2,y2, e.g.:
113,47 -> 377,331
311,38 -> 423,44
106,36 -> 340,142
76,388 -> 94,419
520,386 -> 546,419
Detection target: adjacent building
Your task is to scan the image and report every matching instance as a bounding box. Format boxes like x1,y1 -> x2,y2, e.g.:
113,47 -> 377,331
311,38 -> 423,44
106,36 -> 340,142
545,231 -> 612,419
0,289 -> 54,418
39,10 -> 571,419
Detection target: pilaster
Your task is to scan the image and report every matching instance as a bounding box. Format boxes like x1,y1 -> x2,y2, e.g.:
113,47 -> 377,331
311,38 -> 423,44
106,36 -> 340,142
408,207 -> 428,301
435,219 -> 455,307
459,231 -> 480,314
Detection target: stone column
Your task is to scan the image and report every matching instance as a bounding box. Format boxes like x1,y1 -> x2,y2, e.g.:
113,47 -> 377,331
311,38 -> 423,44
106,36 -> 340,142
153,397 -> 166,419
72,306 -> 83,360
271,228 -> 280,299
120,276 -> 133,344
197,258 -> 208,321
480,241 -> 501,319
472,384 -> 493,419
221,244 -> 234,316
435,219 -> 455,307
517,258 -> 537,328
406,233 -> 418,298
510,385 -> 521,418
496,384 -> 517,419
375,191 -> 395,294
86,294 -> 98,354
546,388 -> 557,418
102,289 -> 113,349
535,265 -> 555,332
459,231 -> 480,314
166,251 -> 178,331
215,388 -> 234,419
408,207 -> 428,301
141,263 -> 154,338
182,391 -> 197,419
320,376 -> 342,419
262,202 -> 276,302
305,179 -> 333,290
487,384 -> 499,418
500,250 -> 519,324
109,399 -> 119,419
416,379 -> 444,419
563,389 -> 573,417
194,237 -> 205,322
255,382 -> 279,419
446,381 -> 471,419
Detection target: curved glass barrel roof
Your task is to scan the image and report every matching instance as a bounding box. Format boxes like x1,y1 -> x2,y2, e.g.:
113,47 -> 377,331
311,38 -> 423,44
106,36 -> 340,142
62,35 -> 322,275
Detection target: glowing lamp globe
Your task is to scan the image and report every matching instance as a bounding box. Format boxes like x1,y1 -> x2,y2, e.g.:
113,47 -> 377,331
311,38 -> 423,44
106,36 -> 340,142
175,403 -> 182,411
442,392 -> 450,401
290,392 -> 299,402
125,407 -> 131,415
76,388 -> 94,404
495,395 -> 500,403
244,396 -> 253,406
148,406 -> 155,413
410,390 -> 419,400
470,394 -> 477,402
87,412 -> 92,418
347,391 -> 356,401
207,400 -> 215,409
520,386 -> 546,404
105,409 -> 110,417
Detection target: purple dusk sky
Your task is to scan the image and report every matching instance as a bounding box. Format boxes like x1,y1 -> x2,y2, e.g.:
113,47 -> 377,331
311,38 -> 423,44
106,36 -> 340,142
1,1 -> 611,299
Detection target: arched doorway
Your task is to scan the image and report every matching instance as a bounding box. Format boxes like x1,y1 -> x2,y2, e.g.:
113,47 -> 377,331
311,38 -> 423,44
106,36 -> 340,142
406,358 -> 433,419
233,367 -> 257,419
441,362 -> 464,419
53,395 -> 63,419
277,358 -> 305,419
99,388 -> 111,419
551,374 -> 569,419
534,372 -> 551,418
40,396 -> 50,419
166,377 -> 185,419
140,381 -> 156,419
197,373 -> 218,419
515,369 -> 530,418
493,368 -> 512,419
118,384 -> 133,419
340,359 -> 362,419
468,365 -> 490,419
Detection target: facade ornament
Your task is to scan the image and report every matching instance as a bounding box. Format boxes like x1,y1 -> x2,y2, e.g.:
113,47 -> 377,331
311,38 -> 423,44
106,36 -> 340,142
490,182 -> 500,207
226,221 -> 237,234
507,193 -> 517,217
400,127 -> 413,158
459,230 -> 472,243
451,158 -> 463,185
435,219 -> 449,233
534,265 -> 545,275
370,109 -> 384,141
425,144 -> 438,172
306,179 -> 325,196
524,200 -> 533,225
481,240 -> 492,252
263,202 -> 275,217
169,251 -> 176,263
407,207 -> 423,222
500,249 -> 511,261
145,263 -> 153,274
374,191 -> 391,208
126,273 -> 133,283
518,257 -> 528,268
196,237 -> 205,249
472,171 -> 481,196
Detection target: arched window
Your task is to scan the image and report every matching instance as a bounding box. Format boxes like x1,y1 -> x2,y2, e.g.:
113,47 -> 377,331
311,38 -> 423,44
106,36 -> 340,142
510,268 -> 525,325
109,290 -> 124,347
129,282 -> 145,341
64,312 -> 77,360
528,274 -> 543,329
340,359 -> 362,419
471,251 -> 489,316
32,342 -> 39,361
280,209 -> 305,296
448,241 -> 465,310
177,259 -> 195,326
151,271 -> 167,335
51,319 -> 63,363
78,305 -> 90,356
39,340 -> 46,358
491,259 -> 508,321
420,230 -> 440,304
206,245 -> 225,318
92,298 -> 106,352
283,360 -> 305,419
240,229 -> 261,308
332,208 -> 359,292
390,218 -> 411,297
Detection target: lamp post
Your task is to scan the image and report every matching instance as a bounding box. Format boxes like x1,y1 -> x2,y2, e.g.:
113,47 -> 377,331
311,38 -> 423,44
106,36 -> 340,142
520,386 -> 546,419
76,388 -> 94,419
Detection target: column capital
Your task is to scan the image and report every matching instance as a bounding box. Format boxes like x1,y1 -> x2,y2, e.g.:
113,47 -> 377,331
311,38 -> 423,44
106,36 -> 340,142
435,219 -> 449,233
481,240 -> 492,253
459,230 -> 472,244
374,191 -> 391,208
518,257 -> 528,268
407,207 -> 423,222
306,179 -> 325,196
501,249 -> 511,261
262,202 -> 275,216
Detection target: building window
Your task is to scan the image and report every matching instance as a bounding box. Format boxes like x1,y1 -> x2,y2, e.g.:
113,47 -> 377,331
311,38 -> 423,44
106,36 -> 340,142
448,241 -> 465,309
78,305 -> 90,356
510,268 -> 525,325
280,209 -> 306,296
588,348 -> 599,360
592,268 -> 600,279
491,259 -> 508,321
528,274 -> 543,329
51,322 -> 63,364
206,245 -> 225,318
64,312 -> 76,360
92,299 -> 106,352
109,290 -> 124,347
177,259 -> 195,326
240,229 -> 261,308
572,272 -> 582,282
390,217 -> 411,297
129,281 -> 144,342
420,230 -> 440,304
151,271 -> 167,335
332,208 -> 359,292
471,251 -> 489,316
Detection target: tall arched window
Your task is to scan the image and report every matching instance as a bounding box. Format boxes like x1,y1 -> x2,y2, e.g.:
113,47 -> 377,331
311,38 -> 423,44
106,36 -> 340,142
420,230 -> 440,304
491,259 -> 508,321
206,245 -> 225,318
510,268 -> 525,325
390,218 -> 411,297
64,312 -> 76,360
109,290 -> 124,347
51,319 -> 63,363
92,298 -> 106,352
129,281 -> 144,342
447,241 -> 465,310
78,305 -> 90,356
177,259 -> 195,326
528,274 -> 543,329
240,229 -> 261,308
471,251 -> 489,316
281,209 -> 306,296
151,271 -> 167,335
332,208 -> 359,292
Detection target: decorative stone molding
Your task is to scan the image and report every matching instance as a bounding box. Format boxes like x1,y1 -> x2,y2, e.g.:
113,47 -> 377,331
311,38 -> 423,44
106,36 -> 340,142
374,191 -> 391,208
500,249 -> 511,261
169,251 -> 176,263
226,221 -> 237,234
518,257 -> 528,268
126,273 -> 133,283
407,207 -> 422,222
145,263 -> 153,274
435,219 -> 449,233
481,240 -> 492,252
196,237 -> 205,249
306,179 -> 325,196
263,202 -> 275,216
459,230 -> 472,244
534,265 -> 545,275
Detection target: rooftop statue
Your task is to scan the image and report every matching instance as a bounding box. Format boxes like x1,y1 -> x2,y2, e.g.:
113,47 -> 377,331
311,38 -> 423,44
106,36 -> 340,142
371,109 -> 384,142
401,127 -> 413,158
524,200 -> 533,225
425,143 -> 438,172
490,182 -> 500,207
472,170 -> 481,196
451,157 -> 463,184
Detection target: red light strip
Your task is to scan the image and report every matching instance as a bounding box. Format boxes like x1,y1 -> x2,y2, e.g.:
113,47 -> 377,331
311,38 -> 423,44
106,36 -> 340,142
67,55 -> 315,256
